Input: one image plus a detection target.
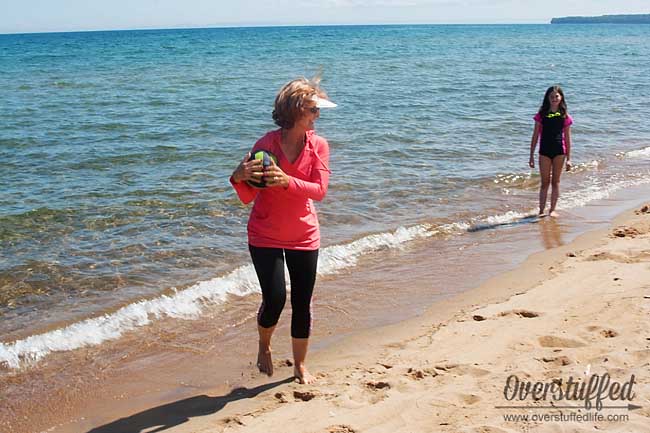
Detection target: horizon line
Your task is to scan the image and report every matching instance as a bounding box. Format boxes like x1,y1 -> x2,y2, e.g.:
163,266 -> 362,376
0,21 -> 553,36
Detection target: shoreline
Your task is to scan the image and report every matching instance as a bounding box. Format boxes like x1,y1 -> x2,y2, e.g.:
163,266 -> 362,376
1,182 -> 649,433
171,202 -> 650,433
27,191 -> 648,433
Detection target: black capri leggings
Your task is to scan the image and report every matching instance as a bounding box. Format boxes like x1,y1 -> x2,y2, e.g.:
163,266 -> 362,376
249,245 -> 319,339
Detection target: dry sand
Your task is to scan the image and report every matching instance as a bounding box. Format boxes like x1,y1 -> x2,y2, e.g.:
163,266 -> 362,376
87,204 -> 650,433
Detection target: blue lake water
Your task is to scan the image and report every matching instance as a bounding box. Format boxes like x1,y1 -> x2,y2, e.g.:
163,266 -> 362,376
1,24 -> 650,367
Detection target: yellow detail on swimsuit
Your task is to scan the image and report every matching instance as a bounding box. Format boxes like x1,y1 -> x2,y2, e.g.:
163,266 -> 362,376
546,112 -> 562,118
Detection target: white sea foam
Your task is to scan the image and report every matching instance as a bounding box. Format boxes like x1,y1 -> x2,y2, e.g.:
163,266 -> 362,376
622,146 -> 650,160
0,264 -> 260,369
318,224 -> 436,275
467,171 -> 650,230
573,159 -> 601,171
439,221 -> 472,233
482,210 -> 530,226
0,224 -> 438,370
560,175 -> 650,210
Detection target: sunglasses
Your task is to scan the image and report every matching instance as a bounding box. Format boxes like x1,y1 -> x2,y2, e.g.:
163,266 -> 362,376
307,106 -> 320,114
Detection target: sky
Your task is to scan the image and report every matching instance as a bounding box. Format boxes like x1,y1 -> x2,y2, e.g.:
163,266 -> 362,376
1,0 -> 649,34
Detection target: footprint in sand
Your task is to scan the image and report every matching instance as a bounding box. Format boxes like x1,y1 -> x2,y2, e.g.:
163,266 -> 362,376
498,310 -> 541,319
434,362 -> 460,372
324,425 -> 357,433
627,348 -> 650,363
218,416 -> 245,427
541,355 -> 571,366
538,335 -> 586,348
455,364 -> 492,377
361,381 -> 391,404
460,393 -> 481,405
470,426 -> 512,433
473,310 -> 541,322
274,392 -> 289,403
586,251 -> 649,264
277,358 -> 293,367
600,329 -> 619,338
293,390 -> 319,402
365,380 -> 390,390
332,393 -> 368,410
406,367 -> 439,380
611,226 -> 641,238
586,325 -> 619,338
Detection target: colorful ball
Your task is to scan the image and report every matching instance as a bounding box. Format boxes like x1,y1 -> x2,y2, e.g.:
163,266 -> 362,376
246,150 -> 278,188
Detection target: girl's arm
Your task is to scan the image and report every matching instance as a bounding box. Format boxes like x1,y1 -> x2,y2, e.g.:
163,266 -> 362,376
529,122 -> 540,168
564,126 -> 572,171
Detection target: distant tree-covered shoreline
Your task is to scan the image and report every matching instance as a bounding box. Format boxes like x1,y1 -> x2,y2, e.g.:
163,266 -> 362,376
551,14 -> 650,24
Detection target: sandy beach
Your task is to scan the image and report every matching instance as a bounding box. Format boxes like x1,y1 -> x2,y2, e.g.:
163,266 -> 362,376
73,203 -> 649,433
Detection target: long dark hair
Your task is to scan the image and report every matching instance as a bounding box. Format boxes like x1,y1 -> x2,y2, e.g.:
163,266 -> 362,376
538,85 -> 568,117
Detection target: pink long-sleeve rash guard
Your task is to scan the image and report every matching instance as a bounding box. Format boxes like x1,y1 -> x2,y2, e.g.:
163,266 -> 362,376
230,129 -> 331,250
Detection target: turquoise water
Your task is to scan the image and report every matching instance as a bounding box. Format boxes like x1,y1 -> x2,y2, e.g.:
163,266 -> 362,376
1,25 -> 650,365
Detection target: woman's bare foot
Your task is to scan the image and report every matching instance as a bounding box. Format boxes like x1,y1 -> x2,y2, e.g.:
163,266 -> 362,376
257,343 -> 273,376
549,210 -> 559,218
294,363 -> 316,384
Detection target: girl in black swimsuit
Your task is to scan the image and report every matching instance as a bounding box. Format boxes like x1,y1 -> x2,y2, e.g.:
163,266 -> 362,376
529,86 -> 573,217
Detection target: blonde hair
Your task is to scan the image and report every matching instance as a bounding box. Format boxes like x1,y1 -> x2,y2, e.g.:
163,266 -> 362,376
272,76 -> 329,129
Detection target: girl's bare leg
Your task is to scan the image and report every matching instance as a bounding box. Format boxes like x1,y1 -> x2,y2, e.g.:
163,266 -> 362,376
549,156 -> 566,217
538,155 -> 552,216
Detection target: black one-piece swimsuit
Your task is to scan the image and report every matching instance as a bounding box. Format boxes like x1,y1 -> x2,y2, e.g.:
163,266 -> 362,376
539,112 -> 565,159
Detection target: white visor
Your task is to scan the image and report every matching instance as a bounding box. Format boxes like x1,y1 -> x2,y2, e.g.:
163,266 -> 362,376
312,95 -> 337,108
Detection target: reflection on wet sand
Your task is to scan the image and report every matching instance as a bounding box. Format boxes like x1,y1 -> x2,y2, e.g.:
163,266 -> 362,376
539,217 -> 564,249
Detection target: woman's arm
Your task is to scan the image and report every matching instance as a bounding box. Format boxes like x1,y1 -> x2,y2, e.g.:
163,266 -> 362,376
230,152 -> 263,204
285,166 -> 329,201
262,159 -> 330,201
262,142 -> 330,201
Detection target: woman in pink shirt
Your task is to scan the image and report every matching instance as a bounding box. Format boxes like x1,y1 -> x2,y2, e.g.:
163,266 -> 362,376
230,77 -> 336,384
